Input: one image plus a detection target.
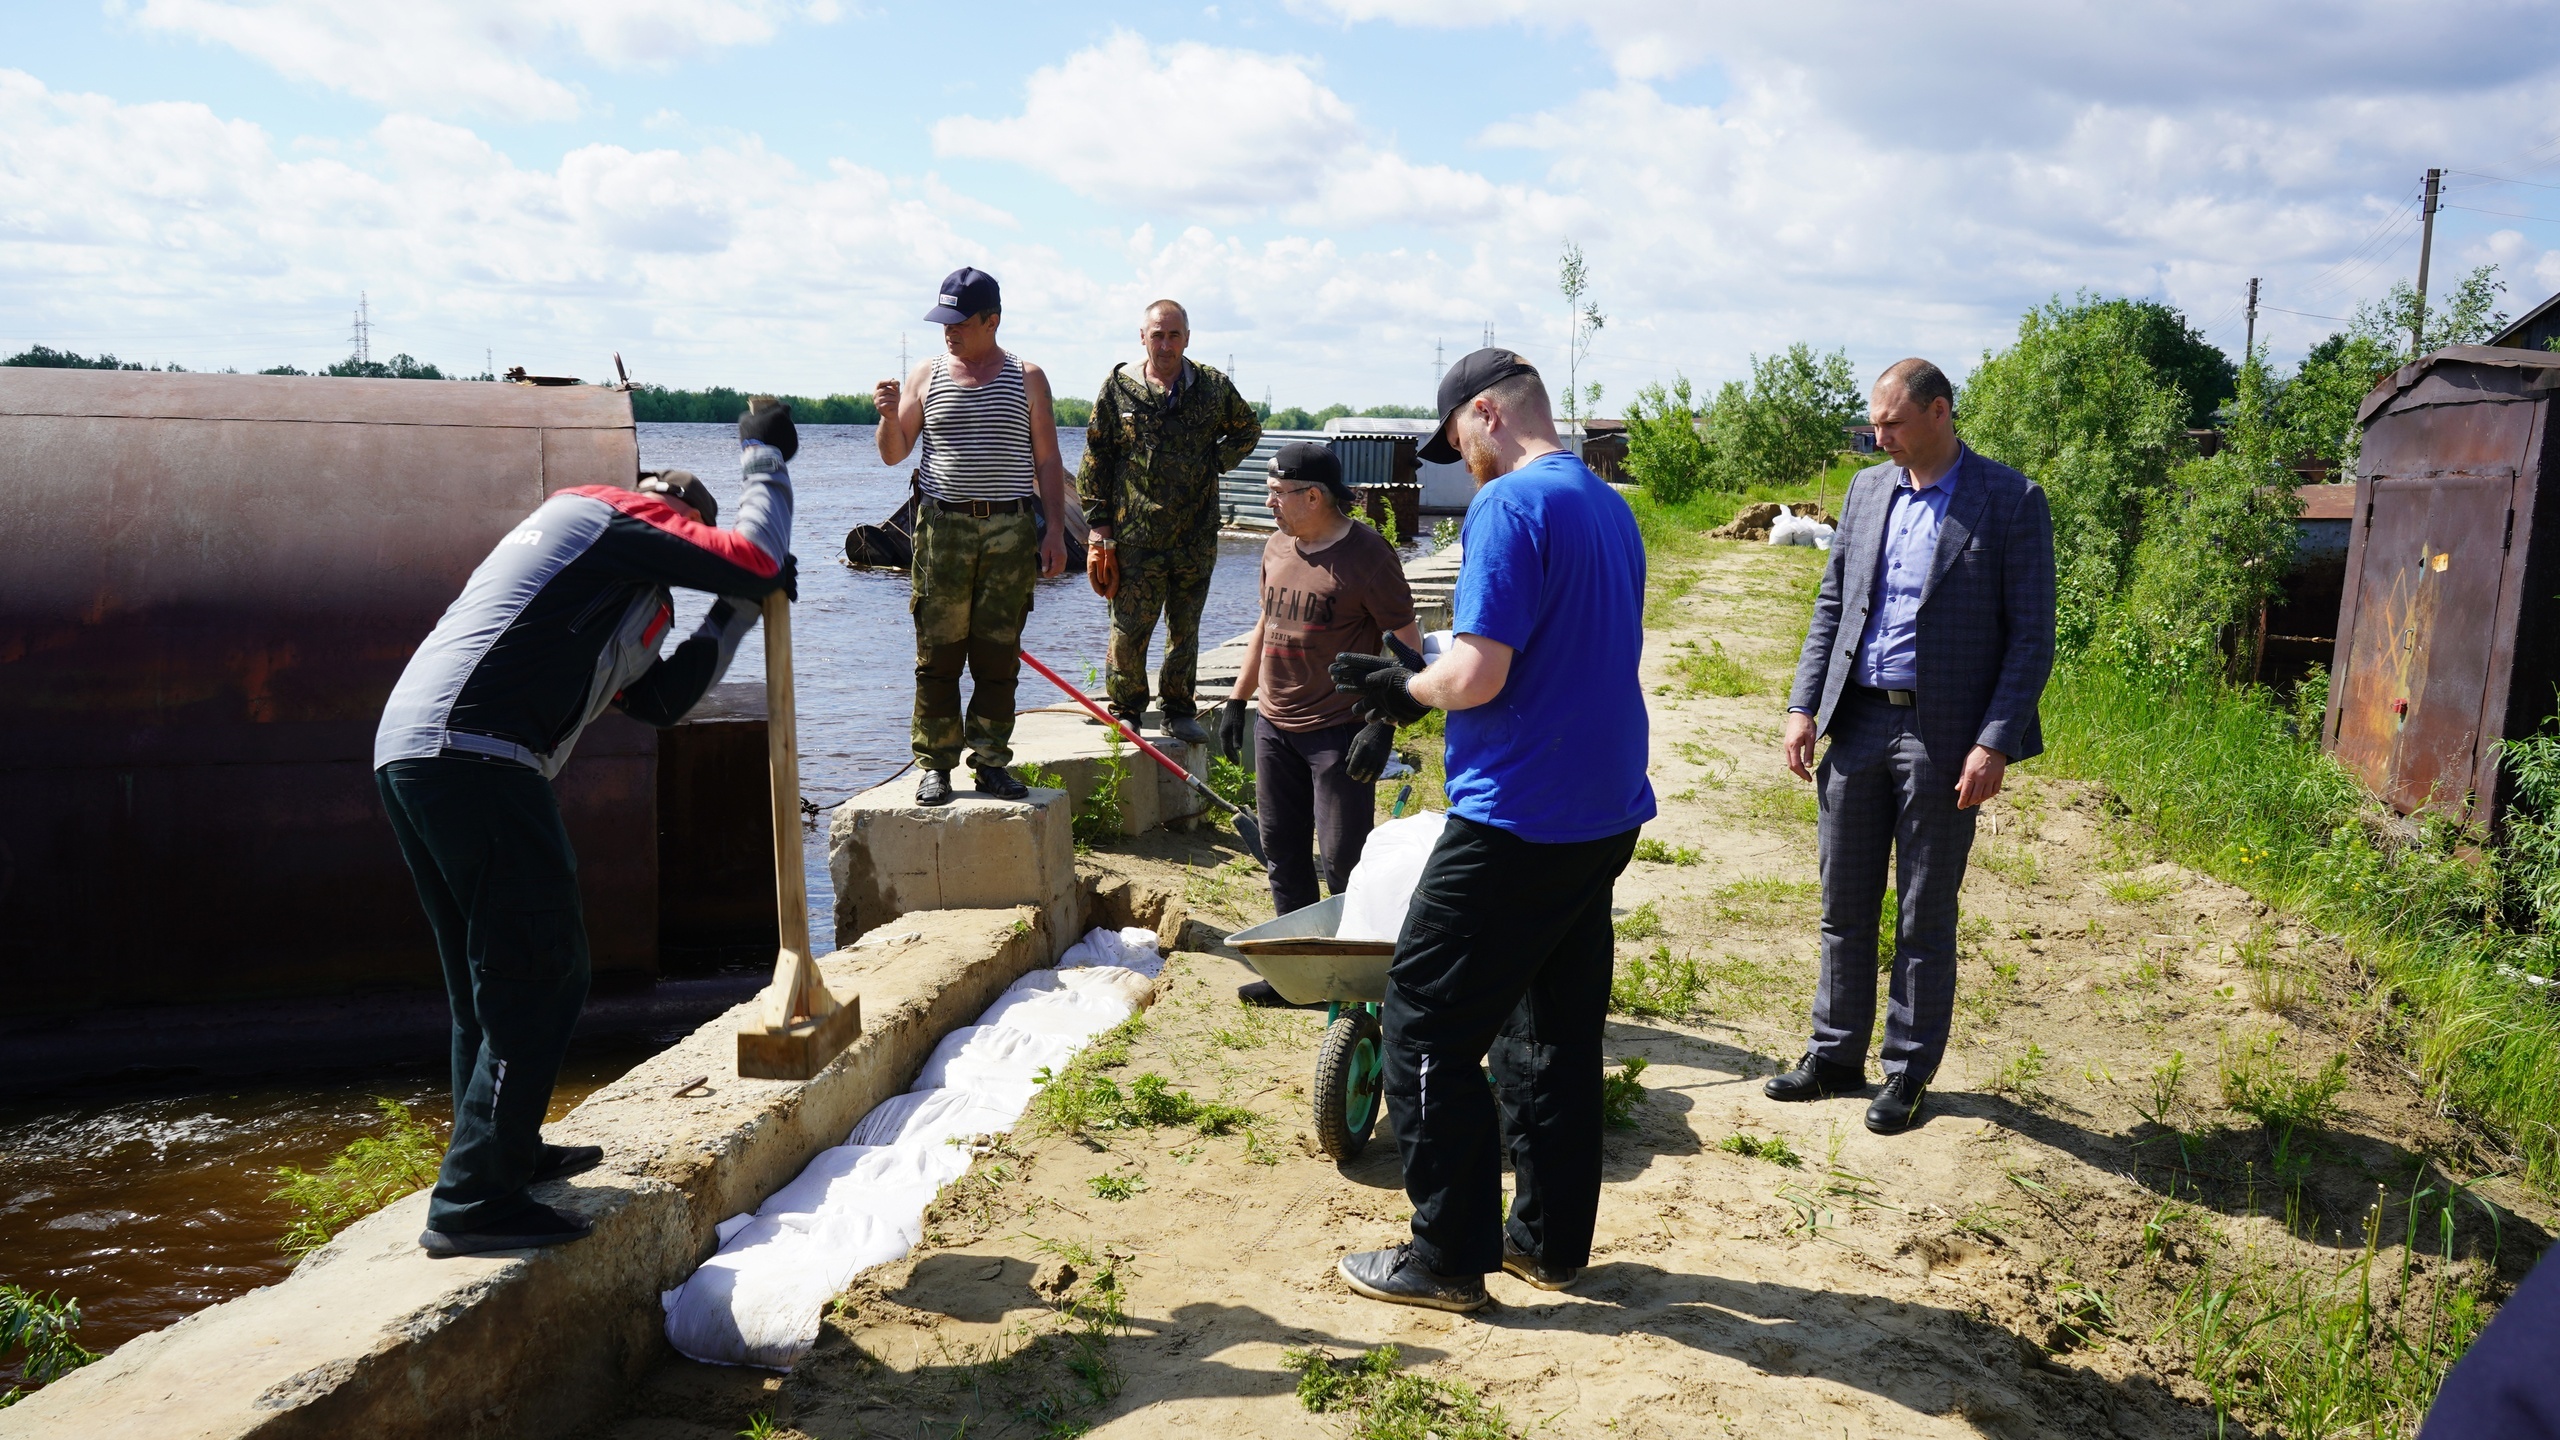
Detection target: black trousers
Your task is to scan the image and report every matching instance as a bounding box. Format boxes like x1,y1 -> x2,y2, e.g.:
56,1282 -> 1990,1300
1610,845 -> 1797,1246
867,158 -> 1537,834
377,756 -> 592,1233
1253,716 -> 1375,916
1382,814 -> 1638,1276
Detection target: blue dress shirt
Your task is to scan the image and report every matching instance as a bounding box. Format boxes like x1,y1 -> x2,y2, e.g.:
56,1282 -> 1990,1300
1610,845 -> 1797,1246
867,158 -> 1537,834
1852,452 -> 1963,690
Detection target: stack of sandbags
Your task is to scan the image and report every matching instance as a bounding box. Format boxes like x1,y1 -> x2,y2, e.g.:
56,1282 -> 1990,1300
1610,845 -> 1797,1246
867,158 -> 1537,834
661,927 -> 1165,1369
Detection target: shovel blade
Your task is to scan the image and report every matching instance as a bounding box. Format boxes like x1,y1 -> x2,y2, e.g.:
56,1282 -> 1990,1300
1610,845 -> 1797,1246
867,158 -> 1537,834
1230,808 -> 1269,868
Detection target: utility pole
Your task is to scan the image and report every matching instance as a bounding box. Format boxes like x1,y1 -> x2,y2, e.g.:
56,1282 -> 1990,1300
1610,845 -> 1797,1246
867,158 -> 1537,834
2243,278 -> 2259,357
2412,167 -> 2442,359
350,291 -> 372,366
1434,338 -> 1445,387
1228,353 -> 1235,391
485,346 -> 493,380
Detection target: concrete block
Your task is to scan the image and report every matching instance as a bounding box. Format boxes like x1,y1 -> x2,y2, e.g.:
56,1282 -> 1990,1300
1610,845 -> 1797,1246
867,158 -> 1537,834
1005,706 -> 1207,836
829,782 -> 1079,951
0,908 -> 1057,1440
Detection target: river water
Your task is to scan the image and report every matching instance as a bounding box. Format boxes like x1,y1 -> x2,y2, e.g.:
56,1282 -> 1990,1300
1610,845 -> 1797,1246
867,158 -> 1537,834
0,423 -> 1285,1381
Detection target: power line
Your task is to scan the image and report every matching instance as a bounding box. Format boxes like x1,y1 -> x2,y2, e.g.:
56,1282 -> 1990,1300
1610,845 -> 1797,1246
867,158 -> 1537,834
2261,304 -> 2356,323
2444,170 -> 2560,192
2441,203 -> 2560,225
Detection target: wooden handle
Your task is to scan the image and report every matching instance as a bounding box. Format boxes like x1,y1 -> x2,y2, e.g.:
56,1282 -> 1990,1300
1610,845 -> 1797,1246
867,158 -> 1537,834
760,590 -> 834,1028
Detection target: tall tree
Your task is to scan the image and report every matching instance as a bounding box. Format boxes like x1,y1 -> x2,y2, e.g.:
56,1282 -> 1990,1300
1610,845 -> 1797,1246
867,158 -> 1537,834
1558,239 -> 1605,430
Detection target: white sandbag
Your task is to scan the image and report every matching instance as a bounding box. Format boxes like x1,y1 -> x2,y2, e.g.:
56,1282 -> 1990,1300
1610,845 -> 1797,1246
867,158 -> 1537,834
1422,630 -> 1451,664
914,1025 -> 1083,1092
1052,964 -> 1156,1010
1337,809 -> 1447,941
846,1085 -> 1029,1148
757,1142 -> 975,1224
1058,925 -> 1166,976
664,1208 -> 917,1368
1768,513 -> 1836,548
975,982 -> 1136,1040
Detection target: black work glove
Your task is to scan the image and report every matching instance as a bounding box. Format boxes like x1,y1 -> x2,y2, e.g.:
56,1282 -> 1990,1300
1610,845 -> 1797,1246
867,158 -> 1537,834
739,396 -> 798,462
1330,652 -> 1432,728
1343,719 -> 1394,785
776,552 -> 799,602
1218,697 -> 1249,762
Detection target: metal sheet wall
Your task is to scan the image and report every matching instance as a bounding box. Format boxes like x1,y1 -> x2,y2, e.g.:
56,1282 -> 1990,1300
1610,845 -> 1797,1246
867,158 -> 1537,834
0,371 -> 657,1015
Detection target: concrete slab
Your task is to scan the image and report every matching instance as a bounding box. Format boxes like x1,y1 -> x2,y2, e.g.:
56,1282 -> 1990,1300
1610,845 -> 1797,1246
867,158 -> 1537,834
827,783 -> 1080,951
1005,706 -> 1208,836
0,908 -> 1057,1440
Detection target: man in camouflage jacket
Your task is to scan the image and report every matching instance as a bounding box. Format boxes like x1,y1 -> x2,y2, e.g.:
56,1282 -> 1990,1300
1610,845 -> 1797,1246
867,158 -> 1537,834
1078,299 -> 1262,743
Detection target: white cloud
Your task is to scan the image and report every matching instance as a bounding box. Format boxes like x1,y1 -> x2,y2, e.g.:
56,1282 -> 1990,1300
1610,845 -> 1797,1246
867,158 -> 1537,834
119,0 -> 829,120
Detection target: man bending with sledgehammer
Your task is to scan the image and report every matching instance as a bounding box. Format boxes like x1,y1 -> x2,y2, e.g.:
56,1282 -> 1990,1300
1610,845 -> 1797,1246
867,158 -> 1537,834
375,402 -> 799,1257
1330,351 -> 1655,1312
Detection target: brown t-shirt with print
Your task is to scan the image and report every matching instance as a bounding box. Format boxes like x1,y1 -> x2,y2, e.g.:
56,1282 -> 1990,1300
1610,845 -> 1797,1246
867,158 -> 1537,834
1255,522 -> 1417,732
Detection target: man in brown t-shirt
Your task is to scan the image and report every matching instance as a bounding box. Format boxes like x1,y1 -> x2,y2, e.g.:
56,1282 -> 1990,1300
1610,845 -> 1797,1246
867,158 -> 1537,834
1222,441 -> 1420,923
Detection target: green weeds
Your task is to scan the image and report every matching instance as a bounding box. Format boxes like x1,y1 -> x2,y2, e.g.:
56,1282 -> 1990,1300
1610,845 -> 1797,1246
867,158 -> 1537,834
270,1098 -> 445,1255
1743,780 -> 1819,829
1600,1057 -> 1650,1129
1717,1131 -> 1803,1167
1086,1172 -> 1145,1202
1283,1345 -> 1515,1440
2105,874 -> 2177,905
1987,1042 -> 2052,1101
2217,1029 -> 2348,1136
0,1287 -> 99,1407
1631,837 -> 1701,866
1668,638 -> 1760,696
1612,901 -> 1666,943
1610,944 -> 1705,1018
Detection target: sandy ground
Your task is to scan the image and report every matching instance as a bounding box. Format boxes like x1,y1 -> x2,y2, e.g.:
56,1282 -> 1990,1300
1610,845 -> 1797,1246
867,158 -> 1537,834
579,540 -> 2551,1440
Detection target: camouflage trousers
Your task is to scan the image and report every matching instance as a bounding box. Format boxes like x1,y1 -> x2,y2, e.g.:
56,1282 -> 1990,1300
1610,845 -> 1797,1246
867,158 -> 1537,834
1106,539 -> 1218,721
910,504 -> 1037,772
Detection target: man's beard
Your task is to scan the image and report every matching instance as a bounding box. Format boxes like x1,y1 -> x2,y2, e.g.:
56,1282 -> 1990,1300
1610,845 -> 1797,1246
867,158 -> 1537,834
1460,426 -> 1502,482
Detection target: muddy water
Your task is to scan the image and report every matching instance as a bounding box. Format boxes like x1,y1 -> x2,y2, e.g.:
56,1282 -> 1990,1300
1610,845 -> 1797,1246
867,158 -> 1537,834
0,422 -> 1289,1381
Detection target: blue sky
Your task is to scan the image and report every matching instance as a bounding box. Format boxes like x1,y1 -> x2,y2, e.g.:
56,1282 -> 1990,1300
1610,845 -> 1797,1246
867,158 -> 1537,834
5,1 -> 2558,408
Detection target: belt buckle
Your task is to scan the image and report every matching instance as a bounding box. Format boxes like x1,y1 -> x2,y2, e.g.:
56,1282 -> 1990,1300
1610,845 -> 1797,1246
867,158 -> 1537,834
1887,688 -> 1915,707
969,499 -> 992,519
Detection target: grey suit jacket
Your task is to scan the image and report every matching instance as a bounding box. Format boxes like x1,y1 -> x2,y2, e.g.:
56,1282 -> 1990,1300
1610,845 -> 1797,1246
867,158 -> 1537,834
1787,446 -> 2056,774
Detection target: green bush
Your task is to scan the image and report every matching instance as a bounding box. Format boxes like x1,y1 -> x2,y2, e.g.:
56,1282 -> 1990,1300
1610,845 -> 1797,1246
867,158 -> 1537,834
0,1287 -> 99,1406
270,1098 -> 446,1255
1622,375 -> 1717,503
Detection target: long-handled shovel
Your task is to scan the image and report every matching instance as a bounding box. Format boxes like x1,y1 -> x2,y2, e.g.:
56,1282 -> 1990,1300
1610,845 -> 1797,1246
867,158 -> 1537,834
1017,647 -> 1267,867
738,591 -> 863,1079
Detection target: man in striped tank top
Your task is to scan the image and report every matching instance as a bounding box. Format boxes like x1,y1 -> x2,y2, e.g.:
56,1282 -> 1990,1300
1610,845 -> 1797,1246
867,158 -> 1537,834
874,267 -> 1072,806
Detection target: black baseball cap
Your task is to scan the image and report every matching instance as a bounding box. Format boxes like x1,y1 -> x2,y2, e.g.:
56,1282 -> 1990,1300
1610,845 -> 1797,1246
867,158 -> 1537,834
923,267 -> 1001,324
1269,440 -> 1355,509
1421,347 -> 1542,463
636,468 -> 718,526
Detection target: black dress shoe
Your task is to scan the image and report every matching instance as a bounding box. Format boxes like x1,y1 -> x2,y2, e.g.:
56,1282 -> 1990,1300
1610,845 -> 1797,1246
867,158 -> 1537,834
972,764 -> 1029,800
1338,1244 -> 1490,1313
1500,1242 -> 1580,1292
531,1143 -> 603,1185
1866,1073 -> 1927,1134
1165,714 -> 1209,745
1764,1050 -> 1866,1102
916,769 -> 953,806
420,1202 -> 593,1258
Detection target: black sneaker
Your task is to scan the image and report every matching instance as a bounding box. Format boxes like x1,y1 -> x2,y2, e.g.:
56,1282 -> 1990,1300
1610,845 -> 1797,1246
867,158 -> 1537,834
1339,1243 -> 1490,1313
420,1202 -> 593,1258
972,764 -> 1029,800
530,1142 -> 602,1185
1764,1050 -> 1866,1102
1866,1073 -> 1927,1134
916,769 -> 953,806
1500,1242 -> 1580,1292
1236,980 -> 1324,1011
1165,714 -> 1209,745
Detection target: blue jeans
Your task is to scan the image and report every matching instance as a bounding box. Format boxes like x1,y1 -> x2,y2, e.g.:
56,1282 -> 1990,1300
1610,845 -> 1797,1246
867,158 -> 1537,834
377,756 -> 592,1232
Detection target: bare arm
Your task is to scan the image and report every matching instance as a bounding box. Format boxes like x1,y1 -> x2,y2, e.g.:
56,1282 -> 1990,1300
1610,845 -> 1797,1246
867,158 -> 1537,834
1022,361 -> 1070,579
1408,633 -> 1511,712
872,360 -> 932,466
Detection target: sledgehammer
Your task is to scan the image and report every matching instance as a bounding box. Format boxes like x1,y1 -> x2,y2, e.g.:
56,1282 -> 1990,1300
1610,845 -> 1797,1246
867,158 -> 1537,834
1018,647 -> 1268,867
738,590 -> 862,1080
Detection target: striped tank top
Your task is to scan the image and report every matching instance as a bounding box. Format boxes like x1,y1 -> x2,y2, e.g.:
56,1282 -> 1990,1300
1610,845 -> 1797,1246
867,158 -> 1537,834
915,352 -> 1038,503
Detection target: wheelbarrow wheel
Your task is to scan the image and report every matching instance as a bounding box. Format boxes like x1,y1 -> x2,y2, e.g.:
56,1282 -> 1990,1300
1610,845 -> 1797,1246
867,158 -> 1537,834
1312,1008 -> 1385,1162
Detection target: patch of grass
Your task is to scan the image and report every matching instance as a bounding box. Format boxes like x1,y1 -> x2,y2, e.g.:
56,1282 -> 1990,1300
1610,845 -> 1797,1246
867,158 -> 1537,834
1612,901 -> 1666,943
738,1414 -> 779,1440
1669,638 -> 1760,697
1631,837 -> 1701,866
1600,1057 -> 1650,1129
0,1286 -> 99,1407
2217,1029 -> 2347,1136
1743,780 -> 1819,829
1710,876 -> 1819,922
1021,1016 -> 1145,1135
1876,887 -> 1898,968
1086,1172 -> 1145,1202
1717,1131 -> 1803,1167
1976,839 -> 2042,889
1987,1042 -> 2052,1100
1645,570 -> 1700,627
2105,874 -> 2177,905
1610,944 -> 1706,1018
269,1098 -> 445,1256
1282,1344 -> 1515,1440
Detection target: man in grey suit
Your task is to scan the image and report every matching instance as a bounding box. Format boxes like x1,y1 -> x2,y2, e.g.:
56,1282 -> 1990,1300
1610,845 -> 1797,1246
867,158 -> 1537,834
1767,357 -> 2055,1134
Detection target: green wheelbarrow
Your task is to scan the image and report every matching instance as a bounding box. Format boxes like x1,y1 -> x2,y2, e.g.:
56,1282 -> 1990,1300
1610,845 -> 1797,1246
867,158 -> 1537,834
1226,894 -> 1394,1162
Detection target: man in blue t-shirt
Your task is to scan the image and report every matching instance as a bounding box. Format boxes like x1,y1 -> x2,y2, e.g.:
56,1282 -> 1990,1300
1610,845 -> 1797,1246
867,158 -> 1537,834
1328,349 -> 1656,1313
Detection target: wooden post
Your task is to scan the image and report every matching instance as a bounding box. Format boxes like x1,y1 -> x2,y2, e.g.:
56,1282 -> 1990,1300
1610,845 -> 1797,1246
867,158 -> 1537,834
738,590 -> 860,1079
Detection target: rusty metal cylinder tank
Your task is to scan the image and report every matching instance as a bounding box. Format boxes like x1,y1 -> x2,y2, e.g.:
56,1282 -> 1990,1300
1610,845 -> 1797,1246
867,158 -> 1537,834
2328,346 -> 2560,826
0,370 -> 663,1019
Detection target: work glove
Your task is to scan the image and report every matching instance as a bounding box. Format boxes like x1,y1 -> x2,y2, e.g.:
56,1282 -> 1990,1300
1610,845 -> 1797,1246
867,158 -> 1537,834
739,396 -> 798,462
1343,718 -> 1395,785
774,552 -> 799,602
1088,539 -> 1119,599
1218,697 -> 1249,762
1330,652 -> 1432,728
